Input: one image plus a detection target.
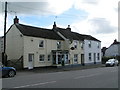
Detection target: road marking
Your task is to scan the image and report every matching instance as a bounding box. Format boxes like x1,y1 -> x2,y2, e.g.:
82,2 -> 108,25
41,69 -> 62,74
74,73 -> 100,79
13,81 -> 56,88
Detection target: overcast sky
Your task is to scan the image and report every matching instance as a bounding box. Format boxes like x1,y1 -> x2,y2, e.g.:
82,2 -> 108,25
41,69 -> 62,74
0,0 -> 119,48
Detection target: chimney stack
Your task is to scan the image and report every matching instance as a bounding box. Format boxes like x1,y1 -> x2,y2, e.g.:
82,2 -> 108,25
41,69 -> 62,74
53,22 -> 57,29
66,25 -> 71,31
14,16 -> 19,24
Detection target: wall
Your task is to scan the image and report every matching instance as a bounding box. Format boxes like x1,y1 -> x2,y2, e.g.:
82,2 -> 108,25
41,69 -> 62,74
69,40 -> 82,65
105,44 -> 119,57
6,25 -> 24,60
84,40 -> 101,64
23,36 -> 64,68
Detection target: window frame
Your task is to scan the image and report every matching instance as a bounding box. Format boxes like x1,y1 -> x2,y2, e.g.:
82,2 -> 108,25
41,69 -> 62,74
97,53 -> 100,60
74,54 -> 78,63
74,40 -> 78,49
57,41 -> 61,49
39,40 -> 44,48
39,54 -> 45,62
48,55 -> 51,61
88,41 -> 91,48
89,53 -> 92,61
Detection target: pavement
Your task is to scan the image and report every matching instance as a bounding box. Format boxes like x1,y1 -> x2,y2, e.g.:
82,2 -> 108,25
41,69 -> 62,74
17,64 -> 105,75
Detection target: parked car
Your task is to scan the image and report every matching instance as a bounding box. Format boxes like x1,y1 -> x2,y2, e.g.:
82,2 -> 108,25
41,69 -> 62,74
105,59 -> 119,67
0,62 -> 16,77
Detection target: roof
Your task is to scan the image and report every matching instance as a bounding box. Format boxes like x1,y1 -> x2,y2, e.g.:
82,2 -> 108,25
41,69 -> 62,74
15,24 -> 63,40
111,40 -> 120,45
54,27 -> 84,40
13,23 -> 100,42
54,27 -> 100,42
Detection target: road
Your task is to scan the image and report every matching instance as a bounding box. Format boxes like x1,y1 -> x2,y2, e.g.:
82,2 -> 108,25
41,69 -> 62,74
2,66 -> 118,88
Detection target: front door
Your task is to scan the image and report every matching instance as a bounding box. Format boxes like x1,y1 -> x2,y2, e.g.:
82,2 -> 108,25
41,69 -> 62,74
94,53 -> 96,64
81,54 -> 84,65
28,54 -> 34,69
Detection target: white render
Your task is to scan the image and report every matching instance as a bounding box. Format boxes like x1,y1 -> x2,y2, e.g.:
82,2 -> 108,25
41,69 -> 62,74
5,23 -> 101,69
84,40 -> 101,64
105,44 -> 120,57
6,25 -> 23,60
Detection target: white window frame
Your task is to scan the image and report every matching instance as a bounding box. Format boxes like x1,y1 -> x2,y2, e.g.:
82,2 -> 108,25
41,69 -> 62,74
57,41 -> 61,49
97,53 -> 100,60
48,55 -> 51,61
74,54 -> 78,63
81,42 -> 84,49
39,55 -> 45,62
88,41 -> 91,48
39,40 -> 44,48
74,40 -> 78,49
89,53 -> 92,61
97,42 -> 99,48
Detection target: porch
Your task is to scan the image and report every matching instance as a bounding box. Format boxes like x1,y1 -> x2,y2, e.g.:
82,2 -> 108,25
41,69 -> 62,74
52,50 -> 70,66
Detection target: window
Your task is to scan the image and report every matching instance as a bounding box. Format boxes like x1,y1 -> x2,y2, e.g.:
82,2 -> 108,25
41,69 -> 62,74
89,53 -> 92,61
39,40 -> 44,48
74,40 -> 78,49
97,53 -> 100,60
57,41 -> 61,49
39,55 -> 45,61
74,54 -> 78,63
48,55 -> 51,61
81,42 -> 84,49
97,42 -> 99,48
88,41 -> 91,48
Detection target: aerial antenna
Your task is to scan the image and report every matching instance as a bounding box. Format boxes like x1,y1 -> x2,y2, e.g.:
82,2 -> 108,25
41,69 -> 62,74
54,16 -> 58,22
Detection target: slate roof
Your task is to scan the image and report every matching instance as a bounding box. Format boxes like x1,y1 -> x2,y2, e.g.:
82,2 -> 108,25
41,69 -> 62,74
15,24 -> 63,40
54,27 -> 100,42
14,24 -> 100,42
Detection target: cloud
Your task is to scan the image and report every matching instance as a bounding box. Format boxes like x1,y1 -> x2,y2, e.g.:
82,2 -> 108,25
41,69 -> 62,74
0,0 -> 119,47
89,18 -> 117,34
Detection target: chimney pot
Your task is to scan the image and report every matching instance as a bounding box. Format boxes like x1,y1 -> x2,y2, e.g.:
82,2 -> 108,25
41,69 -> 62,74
53,21 -> 57,29
14,16 -> 19,24
66,25 -> 71,31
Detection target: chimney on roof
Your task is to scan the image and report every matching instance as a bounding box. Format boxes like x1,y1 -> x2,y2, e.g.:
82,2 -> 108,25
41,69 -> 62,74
114,39 -> 117,43
53,22 -> 57,29
66,25 -> 71,31
14,16 -> 19,24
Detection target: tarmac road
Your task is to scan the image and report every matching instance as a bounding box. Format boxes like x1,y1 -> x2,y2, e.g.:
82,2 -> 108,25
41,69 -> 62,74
2,66 -> 118,89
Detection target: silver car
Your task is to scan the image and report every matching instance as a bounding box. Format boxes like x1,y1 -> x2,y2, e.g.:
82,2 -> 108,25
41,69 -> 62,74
105,59 -> 119,67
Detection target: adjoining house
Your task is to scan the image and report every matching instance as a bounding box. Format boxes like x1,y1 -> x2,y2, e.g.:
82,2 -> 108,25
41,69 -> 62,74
5,16 -> 101,69
105,39 -> 120,57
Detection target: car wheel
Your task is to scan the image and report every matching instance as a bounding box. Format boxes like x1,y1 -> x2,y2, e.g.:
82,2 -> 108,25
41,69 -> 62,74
8,70 -> 15,77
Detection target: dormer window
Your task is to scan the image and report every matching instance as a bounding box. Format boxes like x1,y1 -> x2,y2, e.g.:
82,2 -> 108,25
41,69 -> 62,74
57,41 -> 61,49
39,40 -> 44,48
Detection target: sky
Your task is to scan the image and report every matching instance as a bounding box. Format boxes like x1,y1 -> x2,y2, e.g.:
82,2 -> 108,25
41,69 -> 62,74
0,0 -> 119,48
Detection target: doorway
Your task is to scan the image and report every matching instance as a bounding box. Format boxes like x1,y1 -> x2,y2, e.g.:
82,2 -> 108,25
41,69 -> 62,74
28,54 -> 34,69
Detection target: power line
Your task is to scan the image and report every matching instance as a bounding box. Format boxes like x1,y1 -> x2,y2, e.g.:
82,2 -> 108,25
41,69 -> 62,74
7,2 -> 87,19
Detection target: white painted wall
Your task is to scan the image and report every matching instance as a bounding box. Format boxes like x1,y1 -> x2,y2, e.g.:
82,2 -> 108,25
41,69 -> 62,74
69,40 -> 83,65
105,44 -> 120,57
23,36 -> 64,68
84,40 -> 101,64
6,25 -> 24,60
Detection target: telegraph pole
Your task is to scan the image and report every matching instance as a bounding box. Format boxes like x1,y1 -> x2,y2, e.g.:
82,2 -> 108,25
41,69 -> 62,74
3,2 -> 7,65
